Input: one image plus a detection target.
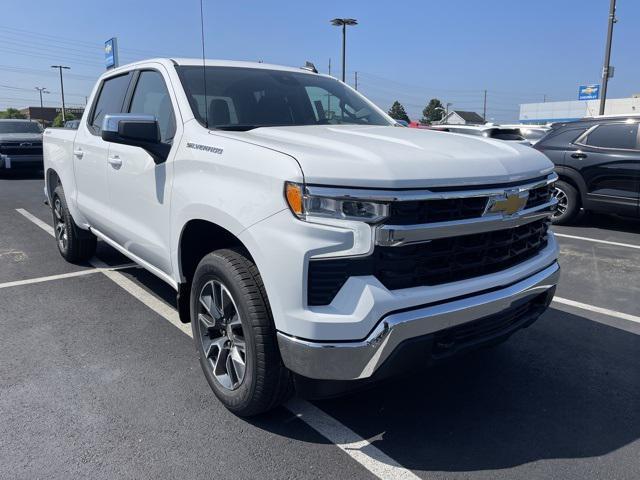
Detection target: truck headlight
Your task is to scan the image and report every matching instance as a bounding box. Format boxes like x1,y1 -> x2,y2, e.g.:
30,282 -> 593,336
285,182 -> 388,223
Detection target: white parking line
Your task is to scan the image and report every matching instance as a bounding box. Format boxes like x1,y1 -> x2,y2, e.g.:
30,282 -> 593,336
554,232 -> 640,251
553,296 -> 640,325
0,263 -> 137,290
16,207 -> 417,480
16,208 -> 54,236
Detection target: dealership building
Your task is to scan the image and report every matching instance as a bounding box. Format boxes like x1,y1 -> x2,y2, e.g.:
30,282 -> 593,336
519,95 -> 640,124
19,107 -> 85,126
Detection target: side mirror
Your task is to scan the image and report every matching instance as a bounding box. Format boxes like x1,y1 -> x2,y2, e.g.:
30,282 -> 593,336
101,114 -> 170,164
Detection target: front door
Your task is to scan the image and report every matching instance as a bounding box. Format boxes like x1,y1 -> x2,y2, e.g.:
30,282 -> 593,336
568,121 -> 640,217
73,71 -> 133,232
106,67 -> 179,275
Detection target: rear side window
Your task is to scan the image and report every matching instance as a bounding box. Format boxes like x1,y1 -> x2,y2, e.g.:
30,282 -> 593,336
538,127 -> 587,148
584,123 -> 639,150
128,70 -> 176,143
90,72 -> 132,133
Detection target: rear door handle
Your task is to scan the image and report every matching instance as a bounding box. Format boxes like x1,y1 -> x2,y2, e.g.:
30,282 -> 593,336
73,149 -> 84,159
571,152 -> 587,159
107,155 -> 122,169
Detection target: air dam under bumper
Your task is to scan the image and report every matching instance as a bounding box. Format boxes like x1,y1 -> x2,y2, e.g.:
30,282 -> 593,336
277,261 -> 559,380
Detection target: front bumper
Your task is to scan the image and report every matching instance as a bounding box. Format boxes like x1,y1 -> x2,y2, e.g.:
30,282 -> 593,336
277,261 -> 559,380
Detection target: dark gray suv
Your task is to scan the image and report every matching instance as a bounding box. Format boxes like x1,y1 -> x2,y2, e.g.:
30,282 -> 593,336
534,116 -> 640,224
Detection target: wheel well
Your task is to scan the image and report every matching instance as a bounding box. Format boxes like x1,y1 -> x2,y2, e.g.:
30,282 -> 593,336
178,220 -> 247,284
46,169 -> 60,200
556,174 -> 582,206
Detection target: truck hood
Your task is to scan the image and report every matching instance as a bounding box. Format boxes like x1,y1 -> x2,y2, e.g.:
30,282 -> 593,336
223,125 -> 554,189
0,133 -> 43,143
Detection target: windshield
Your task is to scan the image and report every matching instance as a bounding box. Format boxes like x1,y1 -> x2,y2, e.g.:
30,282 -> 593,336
176,66 -> 392,130
0,121 -> 43,134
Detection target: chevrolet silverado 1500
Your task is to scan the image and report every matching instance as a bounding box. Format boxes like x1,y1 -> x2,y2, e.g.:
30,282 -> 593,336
43,58 -> 559,416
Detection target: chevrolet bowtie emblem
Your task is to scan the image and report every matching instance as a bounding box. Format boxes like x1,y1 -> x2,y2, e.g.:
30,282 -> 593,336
485,190 -> 529,216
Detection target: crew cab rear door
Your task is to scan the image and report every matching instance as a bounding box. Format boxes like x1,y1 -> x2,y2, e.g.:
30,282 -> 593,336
74,71 -> 133,232
105,67 -> 179,275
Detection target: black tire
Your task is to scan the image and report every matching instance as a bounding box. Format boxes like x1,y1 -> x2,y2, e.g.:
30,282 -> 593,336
551,180 -> 580,225
190,248 -> 292,416
51,184 -> 97,262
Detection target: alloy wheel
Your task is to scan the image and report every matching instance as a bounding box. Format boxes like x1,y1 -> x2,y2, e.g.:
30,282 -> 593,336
552,187 -> 568,218
197,279 -> 247,390
53,198 -> 68,251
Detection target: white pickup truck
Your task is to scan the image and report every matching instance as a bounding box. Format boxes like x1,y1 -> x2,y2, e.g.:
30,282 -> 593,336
43,58 -> 559,416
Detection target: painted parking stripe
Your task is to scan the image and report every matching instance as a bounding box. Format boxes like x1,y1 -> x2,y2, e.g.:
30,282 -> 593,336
0,263 -> 137,290
286,398 -> 422,480
16,207 -> 418,480
16,208 -> 54,236
554,232 -> 640,251
553,296 -> 640,325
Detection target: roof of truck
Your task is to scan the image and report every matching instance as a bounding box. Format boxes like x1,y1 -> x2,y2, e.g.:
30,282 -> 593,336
107,58 -> 322,76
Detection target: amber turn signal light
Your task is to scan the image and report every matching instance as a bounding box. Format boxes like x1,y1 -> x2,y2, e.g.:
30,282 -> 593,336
285,182 -> 304,216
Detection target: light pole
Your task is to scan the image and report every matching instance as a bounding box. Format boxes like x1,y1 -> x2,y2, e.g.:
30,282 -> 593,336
51,65 -> 70,122
35,87 -> 50,108
330,18 -> 357,83
445,102 -> 452,116
599,0 -> 617,115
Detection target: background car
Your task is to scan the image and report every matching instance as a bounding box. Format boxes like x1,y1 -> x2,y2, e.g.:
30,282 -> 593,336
64,119 -> 80,129
534,115 -> 640,224
428,124 -> 531,145
500,124 -> 551,145
0,119 -> 44,172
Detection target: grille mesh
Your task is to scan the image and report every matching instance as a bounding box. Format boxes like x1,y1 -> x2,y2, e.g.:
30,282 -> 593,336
308,219 -> 549,306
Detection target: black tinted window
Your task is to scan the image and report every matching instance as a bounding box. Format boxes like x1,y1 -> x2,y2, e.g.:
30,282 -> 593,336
90,73 -> 132,132
538,127 -> 587,148
129,70 -> 176,143
585,123 -> 639,150
491,129 -> 525,141
176,66 -> 391,130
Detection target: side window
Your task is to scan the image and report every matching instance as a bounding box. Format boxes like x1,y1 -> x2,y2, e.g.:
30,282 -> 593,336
584,123 -> 639,150
539,128 -> 587,148
129,70 -> 176,143
90,72 -> 132,133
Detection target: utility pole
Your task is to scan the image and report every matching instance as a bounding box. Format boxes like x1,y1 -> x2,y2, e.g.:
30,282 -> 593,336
354,71 -> 358,90
543,94 -> 547,103
599,0 -> 617,115
35,87 -> 49,108
331,18 -> 357,83
51,65 -> 70,122
482,89 -> 487,122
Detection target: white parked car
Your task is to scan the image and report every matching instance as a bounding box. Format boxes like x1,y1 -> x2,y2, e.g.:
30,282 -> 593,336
43,58 -> 559,415
429,124 -> 532,145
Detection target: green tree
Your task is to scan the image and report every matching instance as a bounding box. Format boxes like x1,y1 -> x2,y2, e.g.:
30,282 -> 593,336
52,111 -> 75,127
420,98 -> 445,124
0,108 -> 27,119
387,101 -> 410,122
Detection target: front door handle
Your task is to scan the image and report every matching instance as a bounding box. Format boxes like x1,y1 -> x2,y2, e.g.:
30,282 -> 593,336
107,155 -> 122,169
73,149 -> 84,159
571,152 -> 587,159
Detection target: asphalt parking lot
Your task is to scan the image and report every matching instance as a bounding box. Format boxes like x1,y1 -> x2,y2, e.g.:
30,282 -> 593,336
1,173 -> 639,480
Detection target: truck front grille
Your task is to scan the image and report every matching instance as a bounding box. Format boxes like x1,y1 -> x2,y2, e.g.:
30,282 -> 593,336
386,183 -> 552,225
307,219 -> 549,306
0,142 -> 43,157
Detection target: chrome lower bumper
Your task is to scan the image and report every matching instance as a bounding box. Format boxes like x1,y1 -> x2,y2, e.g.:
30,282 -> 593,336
277,262 -> 560,380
